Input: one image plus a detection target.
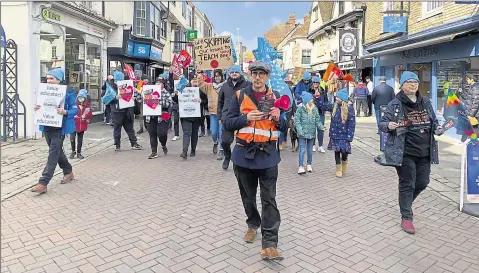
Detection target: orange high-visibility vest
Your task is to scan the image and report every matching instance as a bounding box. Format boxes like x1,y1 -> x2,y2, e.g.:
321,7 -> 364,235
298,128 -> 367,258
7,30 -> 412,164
235,89 -> 280,143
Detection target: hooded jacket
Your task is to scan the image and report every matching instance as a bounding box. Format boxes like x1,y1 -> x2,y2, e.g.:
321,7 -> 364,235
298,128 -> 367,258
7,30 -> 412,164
294,80 -> 312,104
217,75 -> 250,122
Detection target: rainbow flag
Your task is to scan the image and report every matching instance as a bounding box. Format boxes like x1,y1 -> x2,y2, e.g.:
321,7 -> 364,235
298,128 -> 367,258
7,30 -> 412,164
443,88 -> 478,142
446,88 -> 460,107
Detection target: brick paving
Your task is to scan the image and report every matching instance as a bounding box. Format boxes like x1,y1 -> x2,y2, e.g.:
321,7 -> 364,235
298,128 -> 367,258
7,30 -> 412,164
2,119 -> 479,273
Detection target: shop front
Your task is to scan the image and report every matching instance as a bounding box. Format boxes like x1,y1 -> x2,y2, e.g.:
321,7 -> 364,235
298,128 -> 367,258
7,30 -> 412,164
107,29 -> 169,82
38,4 -> 115,123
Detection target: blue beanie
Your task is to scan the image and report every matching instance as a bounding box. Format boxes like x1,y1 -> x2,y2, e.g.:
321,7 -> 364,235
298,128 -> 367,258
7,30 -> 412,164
77,89 -> 88,99
400,71 -> 419,87
113,71 -> 125,82
301,92 -> 313,104
335,88 -> 349,102
230,65 -> 241,73
303,72 -> 311,81
47,68 -> 64,81
312,76 -> 320,83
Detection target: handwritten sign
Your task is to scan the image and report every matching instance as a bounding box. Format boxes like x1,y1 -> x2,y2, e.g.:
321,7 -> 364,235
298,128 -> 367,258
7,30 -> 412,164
34,83 -> 67,128
142,85 -> 162,116
116,80 -> 135,109
194,35 -> 233,70
178,87 -> 201,118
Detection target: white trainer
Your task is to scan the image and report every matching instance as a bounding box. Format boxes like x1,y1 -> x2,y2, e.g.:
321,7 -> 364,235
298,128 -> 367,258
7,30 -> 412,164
307,165 -> 313,172
298,166 -> 306,174
312,146 -> 316,152
172,136 -> 179,141
318,146 -> 326,153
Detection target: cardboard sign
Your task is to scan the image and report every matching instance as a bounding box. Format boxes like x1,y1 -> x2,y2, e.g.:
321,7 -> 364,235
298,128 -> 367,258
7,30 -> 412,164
116,80 -> 135,109
178,87 -> 201,118
194,35 -> 233,70
34,83 -> 67,128
142,85 -> 162,116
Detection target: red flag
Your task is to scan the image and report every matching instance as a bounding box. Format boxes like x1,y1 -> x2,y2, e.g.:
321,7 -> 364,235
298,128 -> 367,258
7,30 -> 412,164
123,64 -> 136,80
171,54 -> 182,79
177,50 -> 192,68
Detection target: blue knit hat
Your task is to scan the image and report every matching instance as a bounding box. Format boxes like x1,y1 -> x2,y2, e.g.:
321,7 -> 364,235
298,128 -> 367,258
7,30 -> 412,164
312,76 -> 320,83
47,68 -> 64,81
303,72 -> 311,81
335,88 -> 349,102
113,71 -> 125,82
77,89 -> 88,99
400,71 -> 419,87
301,92 -> 313,104
230,65 -> 241,73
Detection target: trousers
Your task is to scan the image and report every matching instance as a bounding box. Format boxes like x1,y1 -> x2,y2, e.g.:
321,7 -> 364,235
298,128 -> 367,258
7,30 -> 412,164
233,164 -> 281,249
39,127 -> 72,186
112,111 -> 137,147
147,117 -> 169,152
70,131 -> 85,153
181,119 -> 199,152
221,126 -> 235,159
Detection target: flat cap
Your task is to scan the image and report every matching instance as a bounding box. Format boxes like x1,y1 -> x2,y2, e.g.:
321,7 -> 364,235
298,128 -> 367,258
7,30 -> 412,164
248,61 -> 271,74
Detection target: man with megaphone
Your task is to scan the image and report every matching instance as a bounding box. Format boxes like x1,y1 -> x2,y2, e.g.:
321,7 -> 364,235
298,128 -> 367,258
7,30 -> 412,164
223,61 -> 289,261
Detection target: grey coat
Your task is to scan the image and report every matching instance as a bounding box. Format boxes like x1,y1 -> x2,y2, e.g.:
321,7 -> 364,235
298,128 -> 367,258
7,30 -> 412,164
463,82 -> 479,118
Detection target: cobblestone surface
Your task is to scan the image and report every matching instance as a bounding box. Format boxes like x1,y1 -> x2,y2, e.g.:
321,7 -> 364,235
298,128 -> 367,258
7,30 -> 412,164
1,117 -> 479,273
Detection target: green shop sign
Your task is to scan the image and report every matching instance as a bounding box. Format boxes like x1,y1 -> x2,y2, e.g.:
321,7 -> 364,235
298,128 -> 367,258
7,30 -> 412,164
42,8 -> 61,21
187,30 -> 198,41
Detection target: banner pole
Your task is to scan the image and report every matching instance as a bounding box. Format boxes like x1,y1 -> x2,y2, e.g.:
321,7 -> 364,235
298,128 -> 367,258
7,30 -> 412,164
459,139 -> 470,211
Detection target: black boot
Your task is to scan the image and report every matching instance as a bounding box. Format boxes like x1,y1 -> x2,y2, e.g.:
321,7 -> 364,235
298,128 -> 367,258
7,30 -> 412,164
222,157 -> 230,170
180,151 -> 187,159
190,150 -> 196,157
69,151 -> 76,159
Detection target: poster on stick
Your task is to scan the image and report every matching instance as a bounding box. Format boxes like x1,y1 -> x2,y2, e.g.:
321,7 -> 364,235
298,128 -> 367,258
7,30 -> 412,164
116,80 -> 135,109
178,87 -> 201,118
142,85 -> 162,116
34,83 -> 67,128
194,35 -> 233,70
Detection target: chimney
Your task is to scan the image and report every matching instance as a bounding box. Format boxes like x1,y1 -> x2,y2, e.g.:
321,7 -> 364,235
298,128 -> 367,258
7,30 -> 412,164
287,14 -> 296,25
303,13 -> 311,26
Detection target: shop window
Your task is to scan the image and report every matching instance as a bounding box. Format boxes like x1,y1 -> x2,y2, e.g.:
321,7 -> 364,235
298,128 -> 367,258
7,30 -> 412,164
40,23 -> 65,82
338,2 -> 345,16
383,2 -> 394,16
182,1 -> 186,18
313,7 -> 318,22
301,49 -> 311,65
161,20 -> 167,38
136,2 -> 147,36
86,36 -> 102,112
188,7 -> 193,27
81,1 -> 92,9
422,1 -> 443,17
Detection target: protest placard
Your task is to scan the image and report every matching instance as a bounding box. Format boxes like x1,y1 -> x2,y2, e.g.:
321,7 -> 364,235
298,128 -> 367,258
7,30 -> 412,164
142,85 -> 162,116
34,83 -> 67,128
178,87 -> 201,118
116,80 -> 135,109
194,35 -> 233,70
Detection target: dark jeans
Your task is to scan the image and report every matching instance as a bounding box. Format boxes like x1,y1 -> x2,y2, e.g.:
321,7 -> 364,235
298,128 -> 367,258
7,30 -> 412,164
367,95 -> 373,115
395,156 -> 431,220
221,126 -> 235,160
200,115 -> 210,134
147,117 -> 169,153
233,164 -> 280,249
313,113 -> 326,147
355,99 -> 368,116
112,111 -> 137,147
181,119 -> 199,152
39,127 -> 72,186
170,109 -> 180,136
105,105 -> 111,123
334,151 -> 348,164
70,131 -> 85,153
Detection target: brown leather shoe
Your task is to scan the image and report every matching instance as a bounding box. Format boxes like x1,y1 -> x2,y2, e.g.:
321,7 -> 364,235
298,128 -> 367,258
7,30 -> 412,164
260,247 -> 283,261
31,184 -> 47,194
60,172 -> 74,184
244,228 -> 257,243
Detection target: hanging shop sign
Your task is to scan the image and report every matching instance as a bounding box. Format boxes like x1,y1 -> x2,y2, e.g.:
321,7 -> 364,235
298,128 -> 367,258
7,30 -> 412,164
383,16 -> 407,33
150,46 -> 162,61
187,30 -> 198,41
41,8 -> 61,21
338,29 -> 358,59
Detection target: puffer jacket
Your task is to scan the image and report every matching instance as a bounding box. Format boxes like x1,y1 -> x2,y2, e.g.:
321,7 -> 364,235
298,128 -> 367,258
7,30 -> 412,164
463,82 -> 479,118
294,105 -> 325,139
378,92 -> 439,167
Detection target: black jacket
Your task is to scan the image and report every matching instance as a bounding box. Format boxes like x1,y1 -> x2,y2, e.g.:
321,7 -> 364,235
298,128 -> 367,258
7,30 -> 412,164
217,76 -> 250,122
463,82 -> 479,118
371,83 -> 395,110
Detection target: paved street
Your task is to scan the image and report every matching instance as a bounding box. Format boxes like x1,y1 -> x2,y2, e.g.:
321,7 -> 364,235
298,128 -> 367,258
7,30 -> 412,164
2,118 -> 479,273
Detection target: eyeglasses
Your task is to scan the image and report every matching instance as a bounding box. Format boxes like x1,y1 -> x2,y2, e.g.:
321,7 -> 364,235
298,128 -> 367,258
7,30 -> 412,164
251,71 -> 267,78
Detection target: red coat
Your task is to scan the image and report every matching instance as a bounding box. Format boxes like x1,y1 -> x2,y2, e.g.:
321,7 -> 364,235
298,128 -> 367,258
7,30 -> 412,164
74,103 -> 93,132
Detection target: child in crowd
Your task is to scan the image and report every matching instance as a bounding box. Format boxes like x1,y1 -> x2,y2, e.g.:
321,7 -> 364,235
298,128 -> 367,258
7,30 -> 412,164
295,92 -> 325,174
322,88 -> 356,178
70,89 -> 93,159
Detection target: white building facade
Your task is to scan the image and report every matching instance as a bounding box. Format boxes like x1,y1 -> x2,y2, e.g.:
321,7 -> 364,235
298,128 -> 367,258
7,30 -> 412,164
1,1 -> 116,138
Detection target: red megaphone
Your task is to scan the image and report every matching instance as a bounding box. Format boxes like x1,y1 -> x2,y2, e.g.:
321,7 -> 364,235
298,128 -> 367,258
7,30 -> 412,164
273,95 -> 291,110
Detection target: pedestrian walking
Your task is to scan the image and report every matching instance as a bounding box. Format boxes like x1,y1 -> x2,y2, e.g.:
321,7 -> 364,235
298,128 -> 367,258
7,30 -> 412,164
217,65 -> 250,169
379,71 -> 442,235
101,75 -> 114,125
321,88 -> 356,178
371,76 -> 395,130
109,71 -> 143,152
309,76 -> 328,153
180,76 -> 207,159
351,80 -> 369,117
293,72 -> 312,105
146,77 -> 174,159
70,89 -> 93,160
31,68 -> 77,194
295,92 -> 325,174
366,76 -> 374,117
198,70 -> 226,158
223,61 -> 288,261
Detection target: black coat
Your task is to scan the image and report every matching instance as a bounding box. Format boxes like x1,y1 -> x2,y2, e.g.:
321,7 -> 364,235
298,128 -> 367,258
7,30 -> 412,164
217,76 -> 250,122
463,82 -> 479,118
371,82 -> 395,110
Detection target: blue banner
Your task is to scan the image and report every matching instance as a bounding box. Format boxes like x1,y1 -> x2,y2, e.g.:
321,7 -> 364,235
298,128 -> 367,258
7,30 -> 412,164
467,143 -> 479,198
126,40 -> 134,55
150,46 -> 162,61
383,16 -> 407,33
231,40 -> 237,64
0,24 -> 6,48
133,43 -> 151,58
252,49 -> 258,60
257,37 -> 278,61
